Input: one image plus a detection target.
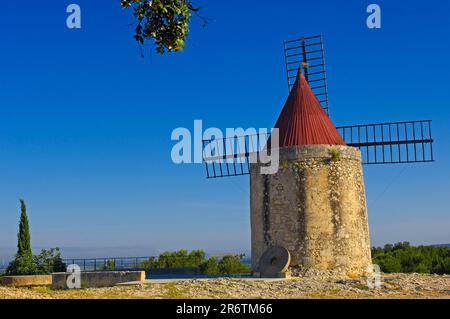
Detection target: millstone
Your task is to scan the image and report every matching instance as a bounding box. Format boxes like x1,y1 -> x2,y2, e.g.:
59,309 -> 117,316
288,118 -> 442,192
259,246 -> 290,278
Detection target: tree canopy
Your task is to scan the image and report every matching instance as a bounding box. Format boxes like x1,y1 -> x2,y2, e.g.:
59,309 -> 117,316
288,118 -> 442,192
372,242 -> 450,274
140,250 -> 251,275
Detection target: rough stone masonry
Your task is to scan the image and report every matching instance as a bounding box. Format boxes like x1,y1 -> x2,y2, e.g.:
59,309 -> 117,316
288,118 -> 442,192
250,145 -> 372,277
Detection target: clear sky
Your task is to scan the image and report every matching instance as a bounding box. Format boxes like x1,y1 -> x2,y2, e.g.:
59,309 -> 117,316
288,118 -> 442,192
0,0 -> 449,259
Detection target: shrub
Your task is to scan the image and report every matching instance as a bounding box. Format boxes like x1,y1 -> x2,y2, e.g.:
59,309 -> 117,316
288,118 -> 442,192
34,248 -> 67,274
158,249 -> 205,268
138,250 -> 251,275
372,242 -> 450,274
102,259 -> 116,271
330,148 -> 341,162
378,255 -> 403,273
140,256 -> 158,269
218,255 -> 251,274
5,248 -> 66,276
5,253 -> 37,276
200,257 -> 219,275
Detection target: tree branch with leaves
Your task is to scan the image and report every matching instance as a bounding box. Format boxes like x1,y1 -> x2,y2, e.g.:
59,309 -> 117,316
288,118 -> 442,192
121,0 -> 208,55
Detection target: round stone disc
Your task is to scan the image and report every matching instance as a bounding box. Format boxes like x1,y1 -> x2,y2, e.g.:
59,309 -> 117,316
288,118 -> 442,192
259,246 -> 291,277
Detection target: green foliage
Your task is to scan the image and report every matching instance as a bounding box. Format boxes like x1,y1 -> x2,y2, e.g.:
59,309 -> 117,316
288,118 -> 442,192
140,249 -> 205,269
33,248 -> 67,274
330,148 -> 341,162
158,249 -> 205,268
5,199 -> 66,276
102,259 -> 116,271
6,248 -> 67,276
378,255 -> 403,273
17,199 -> 32,258
199,257 -> 219,275
218,255 -> 251,275
120,0 -> 203,54
5,253 -> 36,276
139,250 -> 250,275
6,199 -> 34,275
140,256 -> 158,269
372,242 -> 450,274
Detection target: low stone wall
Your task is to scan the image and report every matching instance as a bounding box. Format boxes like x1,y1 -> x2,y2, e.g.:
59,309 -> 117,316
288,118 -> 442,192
52,271 -> 145,289
147,267 -> 200,276
0,275 -> 52,287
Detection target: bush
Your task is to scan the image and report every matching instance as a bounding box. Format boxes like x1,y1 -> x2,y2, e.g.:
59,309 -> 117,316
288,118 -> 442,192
139,250 -> 251,275
378,255 -> 402,273
372,242 -> 450,274
5,253 -> 37,276
102,259 -> 116,271
157,249 -> 206,268
34,248 -> 67,274
200,257 -> 219,275
6,248 -> 66,276
218,255 -> 251,274
140,256 -> 158,269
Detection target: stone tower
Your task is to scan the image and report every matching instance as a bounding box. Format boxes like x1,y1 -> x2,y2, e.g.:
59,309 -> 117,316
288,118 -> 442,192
250,71 -> 372,277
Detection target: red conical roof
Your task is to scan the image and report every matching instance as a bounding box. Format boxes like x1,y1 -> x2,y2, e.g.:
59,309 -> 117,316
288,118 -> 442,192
274,72 -> 345,147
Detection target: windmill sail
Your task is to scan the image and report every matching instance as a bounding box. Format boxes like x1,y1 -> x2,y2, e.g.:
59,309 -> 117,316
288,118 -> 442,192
202,132 -> 272,178
337,120 -> 434,165
202,119 -> 435,178
284,34 -> 329,114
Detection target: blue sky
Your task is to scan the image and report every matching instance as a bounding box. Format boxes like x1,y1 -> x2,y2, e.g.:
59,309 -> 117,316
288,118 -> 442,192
0,0 -> 449,259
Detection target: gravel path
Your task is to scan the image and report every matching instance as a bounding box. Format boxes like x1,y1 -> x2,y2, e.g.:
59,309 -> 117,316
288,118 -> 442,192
0,273 -> 449,299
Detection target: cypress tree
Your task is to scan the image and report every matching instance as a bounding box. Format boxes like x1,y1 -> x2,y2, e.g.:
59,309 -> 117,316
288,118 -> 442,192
6,199 -> 35,275
17,199 -> 32,258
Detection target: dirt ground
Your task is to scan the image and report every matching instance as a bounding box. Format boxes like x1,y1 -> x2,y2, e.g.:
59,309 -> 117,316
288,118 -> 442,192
0,273 -> 449,299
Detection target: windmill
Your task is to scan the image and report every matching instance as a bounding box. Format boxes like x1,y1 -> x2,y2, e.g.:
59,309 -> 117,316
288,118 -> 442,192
201,34 -> 435,277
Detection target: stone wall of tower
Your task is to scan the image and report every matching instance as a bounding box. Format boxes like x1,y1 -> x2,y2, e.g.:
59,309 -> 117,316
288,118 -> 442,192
250,145 -> 372,277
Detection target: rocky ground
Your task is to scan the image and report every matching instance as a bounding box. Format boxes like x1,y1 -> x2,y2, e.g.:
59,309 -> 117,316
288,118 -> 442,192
0,273 -> 449,299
